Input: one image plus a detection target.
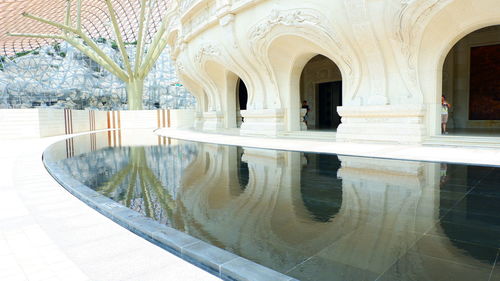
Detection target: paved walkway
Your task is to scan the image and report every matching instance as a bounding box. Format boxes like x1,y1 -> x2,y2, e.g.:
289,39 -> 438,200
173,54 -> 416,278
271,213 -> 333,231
155,128 -> 500,166
0,134 -> 220,281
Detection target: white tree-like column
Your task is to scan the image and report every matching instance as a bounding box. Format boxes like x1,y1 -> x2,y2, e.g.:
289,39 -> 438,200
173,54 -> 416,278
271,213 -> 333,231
9,0 -> 174,110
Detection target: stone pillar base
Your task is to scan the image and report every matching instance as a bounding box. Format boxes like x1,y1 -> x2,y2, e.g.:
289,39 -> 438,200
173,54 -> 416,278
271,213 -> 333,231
240,109 -> 285,136
202,111 -> 224,131
336,105 -> 427,144
300,108 -> 308,131
194,112 -> 204,130
236,111 -> 243,128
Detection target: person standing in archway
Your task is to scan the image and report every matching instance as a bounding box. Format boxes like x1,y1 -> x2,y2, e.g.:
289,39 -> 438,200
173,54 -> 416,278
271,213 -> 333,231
441,95 -> 451,134
302,100 -> 311,127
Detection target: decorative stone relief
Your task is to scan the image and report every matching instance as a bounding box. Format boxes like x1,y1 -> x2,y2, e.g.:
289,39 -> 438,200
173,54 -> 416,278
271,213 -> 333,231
391,0 -> 452,102
344,0 -> 388,105
219,14 -> 238,49
179,0 -> 198,15
195,43 -> 221,63
190,43 -> 227,112
249,9 -> 352,71
170,35 -> 183,60
249,10 -> 317,42
219,13 -> 235,27
216,0 -> 231,13
176,61 -> 184,73
248,8 -> 359,107
184,0 -> 218,36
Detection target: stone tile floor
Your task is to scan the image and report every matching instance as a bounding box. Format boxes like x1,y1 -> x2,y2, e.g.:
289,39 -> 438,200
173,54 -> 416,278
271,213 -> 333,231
0,134 -> 220,281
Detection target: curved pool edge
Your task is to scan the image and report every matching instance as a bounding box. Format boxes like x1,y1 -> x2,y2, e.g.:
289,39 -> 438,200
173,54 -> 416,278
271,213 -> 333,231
42,138 -> 297,281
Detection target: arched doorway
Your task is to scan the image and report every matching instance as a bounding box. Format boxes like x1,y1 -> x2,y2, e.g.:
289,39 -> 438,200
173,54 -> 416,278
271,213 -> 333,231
441,25 -> 500,136
299,55 -> 343,131
236,78 -> 248,128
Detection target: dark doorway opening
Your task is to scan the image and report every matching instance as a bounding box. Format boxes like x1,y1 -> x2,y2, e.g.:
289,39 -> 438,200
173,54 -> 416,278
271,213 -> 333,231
441,25 -> 500,136
317,81 -> 342,129
300,55 -> 343,131
238,79 -> 248,111
236,79 -> 248,128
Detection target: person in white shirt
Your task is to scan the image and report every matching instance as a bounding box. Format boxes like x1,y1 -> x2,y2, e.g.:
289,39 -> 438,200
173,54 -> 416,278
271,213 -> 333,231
441,95 -> 451,134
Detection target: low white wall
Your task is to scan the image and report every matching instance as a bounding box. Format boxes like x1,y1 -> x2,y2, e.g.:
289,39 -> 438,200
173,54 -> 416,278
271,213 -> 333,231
119,110 -> 158,129
37,109 -> 109,138
0,109 -> 195,140
108,109 -> 195,130
38,109 -> 65,137
0,109 -> 41,139
170,110 -> 195,129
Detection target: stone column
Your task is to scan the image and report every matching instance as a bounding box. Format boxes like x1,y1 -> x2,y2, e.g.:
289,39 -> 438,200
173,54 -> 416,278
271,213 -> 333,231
300,108 -> 308,131
202,111 -> 225,131
194,111 -> 204,130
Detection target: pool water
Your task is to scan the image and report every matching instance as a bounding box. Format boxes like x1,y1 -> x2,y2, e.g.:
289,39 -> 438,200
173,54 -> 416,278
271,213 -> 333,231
44,131 -> 500,281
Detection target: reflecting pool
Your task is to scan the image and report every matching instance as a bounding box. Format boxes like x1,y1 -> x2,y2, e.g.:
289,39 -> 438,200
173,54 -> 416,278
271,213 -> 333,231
44,131 -> 500,281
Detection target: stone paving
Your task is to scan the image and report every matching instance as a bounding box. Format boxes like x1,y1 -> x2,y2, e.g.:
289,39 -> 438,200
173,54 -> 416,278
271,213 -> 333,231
0,134 -> 220,281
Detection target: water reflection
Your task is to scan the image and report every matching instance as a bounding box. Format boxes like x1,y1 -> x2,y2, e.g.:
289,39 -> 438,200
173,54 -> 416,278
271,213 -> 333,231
47,132 -> 500,281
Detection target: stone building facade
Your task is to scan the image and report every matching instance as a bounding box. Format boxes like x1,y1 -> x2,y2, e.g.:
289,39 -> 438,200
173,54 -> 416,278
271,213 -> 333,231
166,0 -> 500,143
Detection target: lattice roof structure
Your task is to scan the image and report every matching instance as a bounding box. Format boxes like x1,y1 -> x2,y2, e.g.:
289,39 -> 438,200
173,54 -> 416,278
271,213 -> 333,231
0,0 -> 194,110
0,0 -> 170,55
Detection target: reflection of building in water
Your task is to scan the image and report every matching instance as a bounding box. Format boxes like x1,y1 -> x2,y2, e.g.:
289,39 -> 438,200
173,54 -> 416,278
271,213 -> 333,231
300,153 -> 342,222
55,138 -> 198,223
177,148 -> 495,280
50,135 -> 497,280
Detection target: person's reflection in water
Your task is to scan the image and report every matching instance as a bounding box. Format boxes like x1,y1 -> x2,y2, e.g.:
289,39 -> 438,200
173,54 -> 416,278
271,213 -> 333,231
440,163 -> 448,185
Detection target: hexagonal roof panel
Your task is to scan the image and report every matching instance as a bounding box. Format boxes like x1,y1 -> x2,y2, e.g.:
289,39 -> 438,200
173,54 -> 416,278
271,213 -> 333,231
0,0 -> 170,55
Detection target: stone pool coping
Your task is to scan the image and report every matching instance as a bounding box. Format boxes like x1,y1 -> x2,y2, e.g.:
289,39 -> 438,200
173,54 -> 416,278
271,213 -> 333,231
42,139 -> 297,281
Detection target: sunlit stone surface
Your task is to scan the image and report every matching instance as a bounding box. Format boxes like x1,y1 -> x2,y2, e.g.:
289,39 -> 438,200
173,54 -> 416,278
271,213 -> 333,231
45,131 -> 500,281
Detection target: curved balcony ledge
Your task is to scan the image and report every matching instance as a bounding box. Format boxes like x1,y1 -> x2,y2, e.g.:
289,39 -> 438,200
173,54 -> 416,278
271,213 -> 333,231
175,0 -> 265,43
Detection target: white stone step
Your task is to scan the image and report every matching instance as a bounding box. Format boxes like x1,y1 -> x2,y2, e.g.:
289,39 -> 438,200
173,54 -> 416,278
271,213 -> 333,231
278,130 -> 337,140
423,136 -> 500,148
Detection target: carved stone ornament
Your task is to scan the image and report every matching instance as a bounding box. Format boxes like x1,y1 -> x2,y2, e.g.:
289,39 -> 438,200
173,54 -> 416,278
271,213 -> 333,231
392,0 -> 452,100
179,0 -> 196,14
176,61 -> 184,73
219,13 -> 235,27
249,9 -> 320,42
195,44 -> 221,63
247,8 -> 359,104
394,0 -> 451,68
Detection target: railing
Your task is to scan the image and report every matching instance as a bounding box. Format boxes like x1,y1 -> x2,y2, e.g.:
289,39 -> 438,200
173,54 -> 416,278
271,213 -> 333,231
174,0 -> 264,41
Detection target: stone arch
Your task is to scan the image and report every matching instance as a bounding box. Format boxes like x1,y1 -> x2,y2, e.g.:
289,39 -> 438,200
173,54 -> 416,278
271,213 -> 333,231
174,54 -> 206,127
248,9 -> 360,115
266,34 -> 348,131
418,0 -> 500,135
166,29 -> 179,48
199,57 -> 252,129
195,41 -> 256,106
178,47 -> 221,115
177,71 -> 204,111
203,60 -> 226,102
